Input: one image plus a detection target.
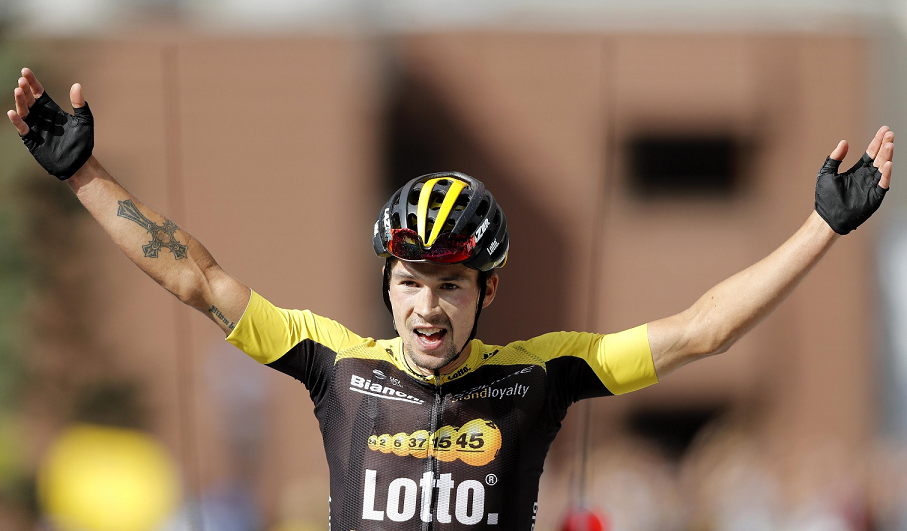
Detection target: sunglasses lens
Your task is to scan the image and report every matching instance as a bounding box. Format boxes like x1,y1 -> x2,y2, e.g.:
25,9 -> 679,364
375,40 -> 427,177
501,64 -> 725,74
388,229 -> 475,264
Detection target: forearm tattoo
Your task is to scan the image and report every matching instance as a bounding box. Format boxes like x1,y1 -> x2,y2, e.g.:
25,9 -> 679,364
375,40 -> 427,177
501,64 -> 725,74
209,305 -> 236,330
116,200 -> 188,260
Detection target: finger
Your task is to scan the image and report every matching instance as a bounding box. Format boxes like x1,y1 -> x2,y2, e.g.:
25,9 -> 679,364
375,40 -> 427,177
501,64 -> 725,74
866,125 -> 889,159
21,68 -> 44,98
7,110 -> 29,135
880,161 -> 892,189
70,83 -> 85,109
14,87 -> 28,119
875,135 -> 894,169
830,140 -> 848,162
18,77 -> 34,108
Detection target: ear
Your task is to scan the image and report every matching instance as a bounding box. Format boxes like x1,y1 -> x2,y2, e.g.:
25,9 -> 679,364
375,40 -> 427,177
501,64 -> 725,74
481,272 -> 499,308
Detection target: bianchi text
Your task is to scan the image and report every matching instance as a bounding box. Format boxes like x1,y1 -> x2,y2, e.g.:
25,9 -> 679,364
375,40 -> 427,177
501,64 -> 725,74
350,374 -> 425,405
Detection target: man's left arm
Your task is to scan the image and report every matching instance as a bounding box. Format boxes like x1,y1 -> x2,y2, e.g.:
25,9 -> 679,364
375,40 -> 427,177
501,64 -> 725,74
648,126 -> 894,379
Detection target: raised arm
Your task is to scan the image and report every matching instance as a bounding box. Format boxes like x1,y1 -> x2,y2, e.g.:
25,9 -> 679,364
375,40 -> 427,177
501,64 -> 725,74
7,68 -> 249,334
648,126 -> 894,378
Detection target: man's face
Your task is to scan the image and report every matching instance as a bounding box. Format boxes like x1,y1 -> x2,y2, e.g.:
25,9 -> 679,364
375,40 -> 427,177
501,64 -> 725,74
388,260 -> 497,374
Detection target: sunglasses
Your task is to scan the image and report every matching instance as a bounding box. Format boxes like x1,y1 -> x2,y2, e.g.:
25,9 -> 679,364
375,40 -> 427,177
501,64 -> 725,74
387,228 -> 476,264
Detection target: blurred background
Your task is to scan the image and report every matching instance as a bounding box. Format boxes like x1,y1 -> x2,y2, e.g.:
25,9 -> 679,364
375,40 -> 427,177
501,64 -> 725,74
3,1 -> 907,530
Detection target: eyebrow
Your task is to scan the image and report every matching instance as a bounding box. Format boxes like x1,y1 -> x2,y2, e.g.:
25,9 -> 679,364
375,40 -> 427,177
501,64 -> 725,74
392,270 -> 471,282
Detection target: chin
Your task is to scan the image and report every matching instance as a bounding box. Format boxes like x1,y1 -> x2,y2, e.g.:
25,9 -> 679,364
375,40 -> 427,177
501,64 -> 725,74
411,352 -> 449,371
406,343 -> 458,372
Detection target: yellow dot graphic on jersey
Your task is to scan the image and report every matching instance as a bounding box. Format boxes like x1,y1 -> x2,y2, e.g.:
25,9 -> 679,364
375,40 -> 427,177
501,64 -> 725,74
367,420 -> 502,466
455,419 -> 502,466
409,430 -> 430,459
376,434 -> 392,454
432,425 -> 459,462
391,432 -> 409,456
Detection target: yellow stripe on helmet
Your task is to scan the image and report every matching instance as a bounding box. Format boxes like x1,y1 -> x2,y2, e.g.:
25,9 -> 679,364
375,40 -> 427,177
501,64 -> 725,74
426,179 -> 467,246
417,177 -> 469,247
416,178 -> 443,244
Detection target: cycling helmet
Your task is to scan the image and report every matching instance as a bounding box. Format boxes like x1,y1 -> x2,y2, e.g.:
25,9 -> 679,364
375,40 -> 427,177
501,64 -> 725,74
373,172 -> 509,347
372,171 -> 508,271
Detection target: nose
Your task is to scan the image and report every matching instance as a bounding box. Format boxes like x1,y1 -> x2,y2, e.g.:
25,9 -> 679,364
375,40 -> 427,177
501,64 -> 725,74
414,285 -> 442,319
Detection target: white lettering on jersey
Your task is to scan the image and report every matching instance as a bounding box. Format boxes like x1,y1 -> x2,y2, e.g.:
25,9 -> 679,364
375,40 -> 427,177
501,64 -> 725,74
350,374 -> 425,405
361,469 -> 496,525
386,477 -> 418,521
362,470 -> 384,520
456,480 -> 485,525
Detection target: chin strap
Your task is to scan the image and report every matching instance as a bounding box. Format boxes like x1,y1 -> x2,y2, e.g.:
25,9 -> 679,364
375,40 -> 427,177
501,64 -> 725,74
382,258 -> 397,334
382,258 -> 487,353
464,270 -> 487,350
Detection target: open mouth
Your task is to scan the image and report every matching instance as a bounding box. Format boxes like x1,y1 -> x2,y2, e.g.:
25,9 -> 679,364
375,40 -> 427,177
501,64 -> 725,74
413,328 -> 447,349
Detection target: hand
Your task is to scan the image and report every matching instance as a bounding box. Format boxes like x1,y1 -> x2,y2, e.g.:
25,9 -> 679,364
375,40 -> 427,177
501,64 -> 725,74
7,68 -> 94,180
815,126 -> 895,235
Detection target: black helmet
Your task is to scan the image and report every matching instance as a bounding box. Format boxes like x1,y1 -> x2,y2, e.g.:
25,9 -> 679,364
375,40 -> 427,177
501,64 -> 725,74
374,172 -> 508,346
373,172 -> 508,271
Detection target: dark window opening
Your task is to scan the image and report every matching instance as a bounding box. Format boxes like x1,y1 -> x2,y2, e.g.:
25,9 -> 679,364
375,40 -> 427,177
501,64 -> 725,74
626,405 -> 725,460
627,135 -> 740,198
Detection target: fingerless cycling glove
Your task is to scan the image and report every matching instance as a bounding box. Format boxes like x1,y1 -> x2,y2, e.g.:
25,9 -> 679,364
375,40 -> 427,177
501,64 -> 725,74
815,152 -> 887,235
20,91 -> 94,180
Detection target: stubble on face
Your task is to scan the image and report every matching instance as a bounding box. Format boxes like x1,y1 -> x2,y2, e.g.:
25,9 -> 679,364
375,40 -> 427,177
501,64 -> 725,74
402,318 -> 461,373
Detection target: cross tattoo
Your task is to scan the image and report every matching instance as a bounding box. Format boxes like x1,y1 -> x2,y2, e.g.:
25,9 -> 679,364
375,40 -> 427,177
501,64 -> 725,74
117,199 -> 189,260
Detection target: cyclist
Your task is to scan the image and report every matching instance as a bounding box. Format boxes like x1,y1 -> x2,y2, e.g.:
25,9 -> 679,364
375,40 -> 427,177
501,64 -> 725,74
8,68 -> 895,530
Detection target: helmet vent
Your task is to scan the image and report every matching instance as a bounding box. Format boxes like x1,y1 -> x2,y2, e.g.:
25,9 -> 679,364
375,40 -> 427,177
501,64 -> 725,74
454,195 -> 469,211
476,200 -> 490,217
430,191 -> 445,210
492,209 -> 501,225
392,213 -> 402,229
407,189 -> 420,205
406,213 -> 417,230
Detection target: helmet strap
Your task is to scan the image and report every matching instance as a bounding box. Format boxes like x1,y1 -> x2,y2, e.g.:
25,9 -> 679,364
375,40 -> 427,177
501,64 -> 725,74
459,270 -> 486,357
382,258 -> 397,335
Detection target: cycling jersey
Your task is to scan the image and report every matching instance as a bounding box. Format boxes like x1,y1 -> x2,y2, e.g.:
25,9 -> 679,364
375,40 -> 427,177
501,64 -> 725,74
227,291 -> 658,530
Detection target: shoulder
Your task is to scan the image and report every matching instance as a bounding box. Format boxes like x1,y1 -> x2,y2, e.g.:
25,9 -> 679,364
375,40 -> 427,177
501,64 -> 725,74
227,290 -> 373,364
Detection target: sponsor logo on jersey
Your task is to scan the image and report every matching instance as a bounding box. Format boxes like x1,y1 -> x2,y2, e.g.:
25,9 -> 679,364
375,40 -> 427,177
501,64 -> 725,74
451,366 -> 533,402
483,349 -> 500,361
452,383 -> 529,402
350,374 -> 425,405
367,419 -> 502,467
362,469 -> 499,525
474,218 -> 491,243
447,363 -> 471,380
372,369 -> 386,380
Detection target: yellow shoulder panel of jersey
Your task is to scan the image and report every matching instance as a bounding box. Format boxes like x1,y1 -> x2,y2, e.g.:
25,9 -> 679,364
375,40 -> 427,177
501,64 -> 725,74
518,325 -> 658,395
226,290 -> 371,364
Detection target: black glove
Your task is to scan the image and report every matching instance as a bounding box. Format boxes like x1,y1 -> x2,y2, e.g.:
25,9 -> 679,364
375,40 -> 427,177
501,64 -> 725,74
815,152 -> 887,235
20,91 -> 94,180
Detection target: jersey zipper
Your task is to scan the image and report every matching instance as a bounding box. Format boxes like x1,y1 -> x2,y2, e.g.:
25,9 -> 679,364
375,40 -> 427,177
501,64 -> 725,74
424,372 -> 443,531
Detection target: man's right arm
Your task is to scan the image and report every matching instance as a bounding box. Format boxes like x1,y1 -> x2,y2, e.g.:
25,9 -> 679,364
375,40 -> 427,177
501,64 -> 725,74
8,68 -> 249,335
68,157 -> 251,334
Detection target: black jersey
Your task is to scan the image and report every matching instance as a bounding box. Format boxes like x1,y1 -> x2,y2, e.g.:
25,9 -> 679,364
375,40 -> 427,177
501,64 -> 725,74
227,291 -> 658,530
